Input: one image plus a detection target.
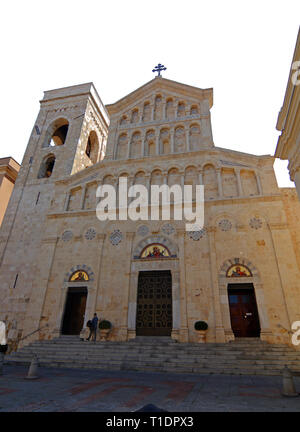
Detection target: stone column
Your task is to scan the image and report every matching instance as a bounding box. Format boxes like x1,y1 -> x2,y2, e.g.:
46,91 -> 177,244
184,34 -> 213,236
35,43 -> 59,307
170,126 -> 175,153
171,269 -> 181,341
207,227 -> 226,342
162,95 -> 167,120
185,126 -> 190,152
64,192 -> 70,211
80,184 -> 87,210
127,132 -> 133,159
235,168 -> 243,196
155,129 -> 160,155
255,171 -> 262,195
175,100 -> 180,118
176,230 -> 188,342
127,270 -> 138,340
124,232 -> 135,340
151,96 -> 155,121
80,284 -> 96,340
141,131 -> 146,157
138,106 -> 143,123
219,282 -> 235,342
252,282 -> 272,341
216,168 -> 223,198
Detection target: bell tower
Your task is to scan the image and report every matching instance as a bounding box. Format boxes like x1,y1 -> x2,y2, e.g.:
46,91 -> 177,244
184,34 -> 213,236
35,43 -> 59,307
19,82 -> 109,185
0,83 -> 109,336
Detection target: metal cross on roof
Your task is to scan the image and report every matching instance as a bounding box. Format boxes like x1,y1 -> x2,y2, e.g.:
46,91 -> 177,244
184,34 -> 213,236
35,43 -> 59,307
152,63 -> 167,77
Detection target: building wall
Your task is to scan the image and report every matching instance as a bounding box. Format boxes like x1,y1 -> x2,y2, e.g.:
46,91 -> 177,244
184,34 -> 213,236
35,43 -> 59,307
1,79 -> 300,349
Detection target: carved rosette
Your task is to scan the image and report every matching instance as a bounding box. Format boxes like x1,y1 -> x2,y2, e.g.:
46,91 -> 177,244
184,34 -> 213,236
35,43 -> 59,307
188,228 -> 206,241
137,225 -> 149,237
249,218 -> 262,230
110,229 -> 123,246
85,228 -> 97,240
161,223 -> 176,236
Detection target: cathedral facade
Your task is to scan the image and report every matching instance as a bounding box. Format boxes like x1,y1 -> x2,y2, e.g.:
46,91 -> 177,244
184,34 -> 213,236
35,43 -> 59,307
1,77 -> 300,349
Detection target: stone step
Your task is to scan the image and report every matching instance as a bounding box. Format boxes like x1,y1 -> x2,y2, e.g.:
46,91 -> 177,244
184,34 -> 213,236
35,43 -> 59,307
10,349 -> 299,361
7,352 -> 300,367
6,337 -> 300,377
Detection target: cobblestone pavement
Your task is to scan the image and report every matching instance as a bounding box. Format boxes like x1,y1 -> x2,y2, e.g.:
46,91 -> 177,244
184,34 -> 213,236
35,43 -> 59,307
0,365 -> 299,412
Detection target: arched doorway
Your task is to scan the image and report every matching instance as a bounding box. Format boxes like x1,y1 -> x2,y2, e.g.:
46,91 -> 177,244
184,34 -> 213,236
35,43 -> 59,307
226,264 -> 260,338
61,270 -> 89,335
136,270 -> 172,336
129,237 -> 179,339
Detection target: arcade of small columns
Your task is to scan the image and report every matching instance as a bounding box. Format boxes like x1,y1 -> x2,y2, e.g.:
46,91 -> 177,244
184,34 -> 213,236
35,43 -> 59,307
64,164 -> 263,212
118,94 -> 202,126
109,94 -> 211,160
114,122 -> 204,159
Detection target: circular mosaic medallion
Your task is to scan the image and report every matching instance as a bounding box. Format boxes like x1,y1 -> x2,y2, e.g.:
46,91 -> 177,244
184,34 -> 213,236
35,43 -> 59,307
85,228 -> 96,240
249,218 -> 262,230
218,219 -> 232,232
137,225 -> 149,237
161,223 -> 175,236
62,230 -> 73,242
189,228 -> 206,241
110,229 -> 123,246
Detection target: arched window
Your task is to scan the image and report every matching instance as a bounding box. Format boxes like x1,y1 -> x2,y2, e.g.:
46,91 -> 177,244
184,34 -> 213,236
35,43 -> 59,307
116,133 -> 128,160
190,105 -> 199,115
177,102 -> 185,117
131,109 -> 139,124
37,155 -> 56,179
85,131 -> 99,164
69,270 -> 89,281
43,118 -> 69,147
142,102 -> 151,122
120,115 -> 127,125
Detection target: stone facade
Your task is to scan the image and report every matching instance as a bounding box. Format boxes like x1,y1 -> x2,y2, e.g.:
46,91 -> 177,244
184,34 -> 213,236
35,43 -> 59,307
276,28 -> 300,199
1,77 -> 300,349
0,157 -> 20,226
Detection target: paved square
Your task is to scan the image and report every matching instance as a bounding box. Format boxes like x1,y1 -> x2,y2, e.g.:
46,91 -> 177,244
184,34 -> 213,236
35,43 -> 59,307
0,365 -> 299,412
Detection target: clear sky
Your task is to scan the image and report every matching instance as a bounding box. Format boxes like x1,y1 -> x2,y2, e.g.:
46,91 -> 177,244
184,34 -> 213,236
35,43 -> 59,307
1,0 -> 299,187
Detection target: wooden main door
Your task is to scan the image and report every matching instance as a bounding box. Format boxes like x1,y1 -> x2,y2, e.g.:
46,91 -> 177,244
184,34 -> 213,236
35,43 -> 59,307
61,287 -> 87,335
136,270 -> 172,336
228,284 -> 260,337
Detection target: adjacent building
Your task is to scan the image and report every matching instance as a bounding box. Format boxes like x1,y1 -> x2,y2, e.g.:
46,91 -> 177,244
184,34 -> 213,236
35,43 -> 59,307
276,28 -> 300,199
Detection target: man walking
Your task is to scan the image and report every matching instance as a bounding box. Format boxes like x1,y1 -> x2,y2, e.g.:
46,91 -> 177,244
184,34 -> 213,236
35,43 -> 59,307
87,313 -> 98,342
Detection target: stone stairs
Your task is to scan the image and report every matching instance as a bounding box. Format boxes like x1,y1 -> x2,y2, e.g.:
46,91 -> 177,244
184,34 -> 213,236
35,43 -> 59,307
5,336 -> 300,376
